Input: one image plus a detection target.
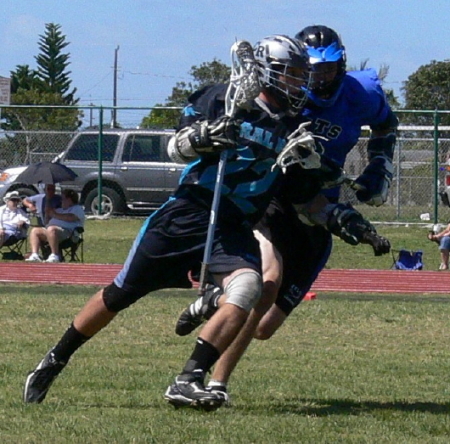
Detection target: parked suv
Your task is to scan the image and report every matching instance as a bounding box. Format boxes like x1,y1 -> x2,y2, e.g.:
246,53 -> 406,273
0,128 -> 185,216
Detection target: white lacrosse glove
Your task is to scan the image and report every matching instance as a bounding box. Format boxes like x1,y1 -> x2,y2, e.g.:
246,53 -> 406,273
274,122 -> 325,171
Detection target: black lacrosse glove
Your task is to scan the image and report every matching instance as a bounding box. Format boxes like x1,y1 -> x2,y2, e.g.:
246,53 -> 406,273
326,203 -> 390,255
360,231 -> 391,256
188,116 -> 241,154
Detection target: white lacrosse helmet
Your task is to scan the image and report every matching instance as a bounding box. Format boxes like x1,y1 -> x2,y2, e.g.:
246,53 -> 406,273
253,35 -> 311,113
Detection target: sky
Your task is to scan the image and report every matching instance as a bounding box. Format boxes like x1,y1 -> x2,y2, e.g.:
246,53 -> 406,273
1,0 -> 450,127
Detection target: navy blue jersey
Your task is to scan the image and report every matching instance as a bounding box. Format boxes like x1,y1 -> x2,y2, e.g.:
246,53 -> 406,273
175,84 -> 310,225
303,69 -> 392,200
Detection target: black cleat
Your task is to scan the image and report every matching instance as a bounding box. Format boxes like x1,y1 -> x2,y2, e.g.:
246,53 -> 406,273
206,384 -> 231,407
23,351 -> 67,403
164,372 -> 226,412
175,284 -> 222,336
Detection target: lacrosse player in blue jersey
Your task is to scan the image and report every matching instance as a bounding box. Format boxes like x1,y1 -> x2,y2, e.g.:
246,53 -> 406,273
24,35 -> 339,411
176,25 -> 395,403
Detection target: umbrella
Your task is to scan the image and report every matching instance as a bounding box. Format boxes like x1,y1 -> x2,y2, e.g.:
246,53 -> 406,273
16,161 -> 78,185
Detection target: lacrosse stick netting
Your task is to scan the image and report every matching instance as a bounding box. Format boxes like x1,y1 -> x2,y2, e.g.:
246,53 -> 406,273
198,40 -> 261,296
225,40 -> 261,116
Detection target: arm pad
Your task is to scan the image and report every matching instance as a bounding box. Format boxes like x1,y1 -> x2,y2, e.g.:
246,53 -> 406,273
355,131 -> 396,206
354,155 -> 393,206
326,203 -> 374,245
367,132 -> 396,161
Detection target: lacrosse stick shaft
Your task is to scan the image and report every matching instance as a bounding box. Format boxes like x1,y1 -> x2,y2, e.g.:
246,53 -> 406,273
198,148 -> 227,293
342,176 -> 365,192
197,40 -> 260,296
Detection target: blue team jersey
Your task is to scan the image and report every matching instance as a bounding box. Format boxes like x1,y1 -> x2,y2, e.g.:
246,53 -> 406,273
302,69 -> 391,199
175,84 -> 308,225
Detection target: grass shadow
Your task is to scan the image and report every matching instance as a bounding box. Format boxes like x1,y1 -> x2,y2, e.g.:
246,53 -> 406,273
257,397 -> 450,416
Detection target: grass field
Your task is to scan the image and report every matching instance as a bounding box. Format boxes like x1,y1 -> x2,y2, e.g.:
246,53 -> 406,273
2,217 -> 450,442
2,286 -> 450,443
80,217 -> 442,270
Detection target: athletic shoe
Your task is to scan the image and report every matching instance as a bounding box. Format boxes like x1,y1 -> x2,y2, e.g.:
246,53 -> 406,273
23,351 -> 67,403
46,253 -> 61,263
164,372 -> 227,411
175,284 -> 222,336
206,384 -> 231,407
25,253 -> 42,262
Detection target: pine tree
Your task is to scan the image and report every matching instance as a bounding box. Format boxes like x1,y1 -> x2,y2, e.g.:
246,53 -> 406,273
35,23 -> 78,105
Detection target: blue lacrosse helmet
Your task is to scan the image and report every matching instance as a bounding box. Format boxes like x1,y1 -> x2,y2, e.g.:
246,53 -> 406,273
295,25 -> 346,107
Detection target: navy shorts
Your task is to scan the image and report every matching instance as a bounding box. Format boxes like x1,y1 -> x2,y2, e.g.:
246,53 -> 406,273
254,199 -> 332,316
112,196 -> 262,302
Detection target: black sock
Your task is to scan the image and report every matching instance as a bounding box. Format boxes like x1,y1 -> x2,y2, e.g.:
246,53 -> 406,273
51,323 -> 91,362
181,338 -> 220,378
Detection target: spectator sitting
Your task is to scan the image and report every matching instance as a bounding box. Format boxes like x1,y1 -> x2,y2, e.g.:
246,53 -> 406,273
427,224 -> 450,270
0,191 -> 30,247
22,184 -> 62,227
25,189 -> 85,263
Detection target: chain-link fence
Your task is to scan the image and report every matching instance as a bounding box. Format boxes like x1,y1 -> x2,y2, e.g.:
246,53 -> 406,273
2,105 -> 450,223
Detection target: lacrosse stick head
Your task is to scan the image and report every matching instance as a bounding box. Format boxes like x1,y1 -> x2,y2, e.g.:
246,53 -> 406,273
295,25 -> 346,107
253,35 -> 312,114
275,136 -> 322,170
225,40 -> 261,116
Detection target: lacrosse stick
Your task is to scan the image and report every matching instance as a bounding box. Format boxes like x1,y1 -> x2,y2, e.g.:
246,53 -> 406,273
341,175 -> 366,192
197,40 -> 261,296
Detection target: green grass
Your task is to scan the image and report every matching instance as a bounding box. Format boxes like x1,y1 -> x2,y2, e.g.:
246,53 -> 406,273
2,286 -> 450,443
79,216 -> 442,270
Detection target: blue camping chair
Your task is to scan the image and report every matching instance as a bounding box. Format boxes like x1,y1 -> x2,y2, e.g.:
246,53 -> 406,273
392,249 -> 424,270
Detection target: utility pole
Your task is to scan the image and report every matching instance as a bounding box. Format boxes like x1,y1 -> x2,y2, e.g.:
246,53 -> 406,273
112,45 -> 120,128
89,103 -> 94,127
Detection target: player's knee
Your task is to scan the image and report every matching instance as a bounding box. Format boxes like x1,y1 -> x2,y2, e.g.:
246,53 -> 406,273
224,270 -> 262,313
254,323 -> 276,340
103,282 -> 139,312
261,280 -> 280,305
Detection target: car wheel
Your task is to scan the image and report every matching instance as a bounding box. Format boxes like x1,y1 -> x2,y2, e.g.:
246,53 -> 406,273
14,187 -> 37,199
84,187 -> 125,216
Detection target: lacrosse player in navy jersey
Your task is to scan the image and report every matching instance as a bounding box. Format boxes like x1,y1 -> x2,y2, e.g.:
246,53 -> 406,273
175,25 -> 395,403
23,35 -> 341,411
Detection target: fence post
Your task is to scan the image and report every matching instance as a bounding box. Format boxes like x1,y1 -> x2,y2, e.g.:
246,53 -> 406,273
433,110 -> 440,224
98,106 -> 104,215
395,137 -> 401,220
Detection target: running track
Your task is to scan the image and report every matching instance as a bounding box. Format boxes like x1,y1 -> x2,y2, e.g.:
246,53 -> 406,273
0,263 -> 448,294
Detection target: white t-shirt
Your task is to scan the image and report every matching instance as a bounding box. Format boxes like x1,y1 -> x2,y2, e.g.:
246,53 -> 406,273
0,205 -> 30,235
48,205 -> 85,231
29,193 -> 62,225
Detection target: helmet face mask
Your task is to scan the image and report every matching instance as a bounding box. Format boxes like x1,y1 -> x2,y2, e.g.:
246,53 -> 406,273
253,35 -> 312,113
310,61 -> 339,98
295,25 -> 347,106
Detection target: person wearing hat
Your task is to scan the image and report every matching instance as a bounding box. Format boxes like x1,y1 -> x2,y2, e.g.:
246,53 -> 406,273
0,191 -> 30,247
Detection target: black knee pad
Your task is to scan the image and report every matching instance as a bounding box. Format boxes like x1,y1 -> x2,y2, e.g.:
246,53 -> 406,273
103,282 -> 139,312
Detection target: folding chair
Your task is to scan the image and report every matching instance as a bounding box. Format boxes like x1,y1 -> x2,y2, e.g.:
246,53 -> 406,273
391,249 -> 423,270
59,227 -> 84,262
41,227 -> 84,262
1,234 -> 28,260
